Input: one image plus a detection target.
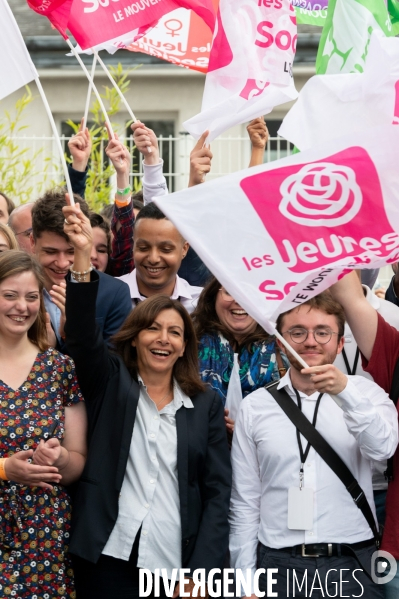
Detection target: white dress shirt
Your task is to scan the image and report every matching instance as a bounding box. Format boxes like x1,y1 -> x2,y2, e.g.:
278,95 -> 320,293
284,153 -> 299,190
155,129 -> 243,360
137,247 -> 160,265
229,370 -> 398,582
118,269 -> 202,314
102,378 -> 193,578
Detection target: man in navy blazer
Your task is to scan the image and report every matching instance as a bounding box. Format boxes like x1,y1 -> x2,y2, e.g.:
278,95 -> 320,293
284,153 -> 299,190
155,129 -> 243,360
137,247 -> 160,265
31,190 -> 132,348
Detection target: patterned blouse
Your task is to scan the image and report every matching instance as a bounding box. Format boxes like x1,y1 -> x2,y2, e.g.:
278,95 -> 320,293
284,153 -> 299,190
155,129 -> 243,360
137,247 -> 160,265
0,348 -> 83,599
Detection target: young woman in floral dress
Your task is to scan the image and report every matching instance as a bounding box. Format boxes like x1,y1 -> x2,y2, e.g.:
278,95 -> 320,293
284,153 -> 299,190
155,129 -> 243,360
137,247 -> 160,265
0,250 -> 87,599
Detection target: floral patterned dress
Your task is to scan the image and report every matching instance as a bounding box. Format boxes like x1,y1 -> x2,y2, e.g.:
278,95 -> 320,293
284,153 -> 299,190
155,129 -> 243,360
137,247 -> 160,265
0,348 -> 84,599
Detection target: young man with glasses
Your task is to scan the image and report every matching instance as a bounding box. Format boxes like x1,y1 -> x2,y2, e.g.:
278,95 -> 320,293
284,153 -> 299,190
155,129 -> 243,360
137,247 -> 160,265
229,292 -> 398,598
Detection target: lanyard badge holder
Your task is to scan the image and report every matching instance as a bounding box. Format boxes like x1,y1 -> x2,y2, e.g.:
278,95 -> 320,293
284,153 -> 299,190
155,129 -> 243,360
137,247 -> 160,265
287,390 -> 323,531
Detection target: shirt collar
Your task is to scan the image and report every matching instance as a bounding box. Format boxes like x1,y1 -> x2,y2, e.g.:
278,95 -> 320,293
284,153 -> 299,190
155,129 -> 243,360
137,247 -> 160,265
138,375 -> 193,409
126,270 -> 195,302
276,368 -> 320,401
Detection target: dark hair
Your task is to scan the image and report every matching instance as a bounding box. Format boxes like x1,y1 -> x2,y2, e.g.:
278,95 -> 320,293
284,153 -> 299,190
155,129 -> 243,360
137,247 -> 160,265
100,203 -> 113,222
133,189 -> 144,205
0,250 -> 48,351
100,193 -> 143,224
0,192 -> 16,218
32,189 -> 90,240
275,291 -> 346,339
89,213 -> 111,254
112,295 -> 206,397
134,202 -> 166,225
192,276 -> 272,351
133,198 -> 144,212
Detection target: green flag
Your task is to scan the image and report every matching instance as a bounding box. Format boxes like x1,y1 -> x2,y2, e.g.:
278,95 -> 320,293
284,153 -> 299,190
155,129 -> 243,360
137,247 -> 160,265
388,0 -> 399,34
294,6 -> 328,26
316,0 -> 394,74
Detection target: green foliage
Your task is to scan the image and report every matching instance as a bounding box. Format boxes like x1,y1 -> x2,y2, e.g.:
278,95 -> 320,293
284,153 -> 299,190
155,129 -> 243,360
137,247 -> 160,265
0,64 -> 141,211
0,87 -> 55,204
66,63 -> 142,213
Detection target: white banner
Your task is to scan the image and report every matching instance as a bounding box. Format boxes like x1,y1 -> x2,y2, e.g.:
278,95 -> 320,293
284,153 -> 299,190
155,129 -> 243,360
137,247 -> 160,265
155,126 -> 399,332
279,31 -> 399,150
183,0 -> 298,141
0,0 -> 38,100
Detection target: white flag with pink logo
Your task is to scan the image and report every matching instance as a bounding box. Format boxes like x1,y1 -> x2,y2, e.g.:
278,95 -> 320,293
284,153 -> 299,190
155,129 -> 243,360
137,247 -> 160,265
155,126 -> 399,330
183,0 -> 298,141
0,0 -> 38,101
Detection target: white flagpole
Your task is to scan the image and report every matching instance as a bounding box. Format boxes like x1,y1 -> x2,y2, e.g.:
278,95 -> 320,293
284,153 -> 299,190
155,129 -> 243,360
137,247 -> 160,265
273,327 -> 343,406
65,38 -> 115,139
94,51 -> 151,153
83,55 -> 97,130
273,329 -> 308,369
35,76 -> 75,205
94,51 -> 137,124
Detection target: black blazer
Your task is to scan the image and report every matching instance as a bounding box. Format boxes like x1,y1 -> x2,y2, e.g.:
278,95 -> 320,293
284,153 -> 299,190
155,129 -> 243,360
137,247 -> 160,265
65,272 -> 232,574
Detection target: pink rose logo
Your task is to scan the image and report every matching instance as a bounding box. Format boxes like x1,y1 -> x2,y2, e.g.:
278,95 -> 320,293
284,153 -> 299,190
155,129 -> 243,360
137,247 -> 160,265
279,162 -> 362,227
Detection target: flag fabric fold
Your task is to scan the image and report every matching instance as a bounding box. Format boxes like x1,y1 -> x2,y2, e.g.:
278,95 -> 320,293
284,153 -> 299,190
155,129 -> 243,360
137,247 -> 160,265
279,31 -> 399,150
0,0 -> 38,100
316,0 -> 393,75
27,0 -> 216,52
183,0 -> 298,141
154,126 -> 399,331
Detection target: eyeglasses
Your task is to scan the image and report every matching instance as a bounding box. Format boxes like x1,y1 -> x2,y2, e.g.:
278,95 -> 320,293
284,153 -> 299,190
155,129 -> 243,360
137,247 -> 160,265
219,288 -> 235,302
283,327 -> 339,345
15,227 -> 32,238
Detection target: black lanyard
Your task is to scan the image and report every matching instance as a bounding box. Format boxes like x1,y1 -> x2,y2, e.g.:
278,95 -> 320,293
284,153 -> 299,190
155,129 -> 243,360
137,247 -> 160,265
341,347 -> 360,375
293,388 -> 323,486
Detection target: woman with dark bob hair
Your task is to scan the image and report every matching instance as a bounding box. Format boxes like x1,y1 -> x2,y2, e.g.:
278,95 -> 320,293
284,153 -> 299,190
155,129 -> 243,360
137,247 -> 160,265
0,250 -> 87,598
59,199 -> 232,599
192,276 -> 288,412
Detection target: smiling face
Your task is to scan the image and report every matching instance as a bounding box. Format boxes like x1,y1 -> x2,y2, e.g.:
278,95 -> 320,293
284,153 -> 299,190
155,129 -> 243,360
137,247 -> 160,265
132,308 -> 186,379
279,305 -> 344,371
133,218 -> 189,298
215,287 -> 257,343
31,232 -> 74,291
91,227 -> 109,272
0,271 -> 41,338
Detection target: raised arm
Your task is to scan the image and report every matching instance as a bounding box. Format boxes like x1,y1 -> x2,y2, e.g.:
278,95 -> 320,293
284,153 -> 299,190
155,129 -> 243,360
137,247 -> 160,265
105,124 -> 135,276
247,117 -> 268,168
68,117 -> 92,199
62,197 -> 112,403
188,131 -> 212,187
131,121 -> 168,203
329,270 -> 378,360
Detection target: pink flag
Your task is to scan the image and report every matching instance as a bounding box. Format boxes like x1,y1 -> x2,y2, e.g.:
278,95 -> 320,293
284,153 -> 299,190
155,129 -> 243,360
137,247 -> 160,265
125,3 -> 217,73
183,0 -> 298,141
27,0 -> 215,51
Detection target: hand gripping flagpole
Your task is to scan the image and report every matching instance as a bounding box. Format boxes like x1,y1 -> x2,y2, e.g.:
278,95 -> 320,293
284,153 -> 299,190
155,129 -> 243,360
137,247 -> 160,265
65,38 -> 116,139
35,76 -> 75,205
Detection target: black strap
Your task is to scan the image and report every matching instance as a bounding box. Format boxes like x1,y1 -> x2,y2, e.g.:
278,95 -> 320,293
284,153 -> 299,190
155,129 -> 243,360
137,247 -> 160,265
384,358 -> 399,482
341,347 -> 360,376
294,389 -> 323,468
267,383 -> 380,546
